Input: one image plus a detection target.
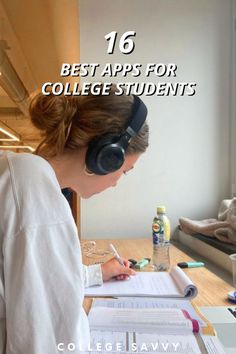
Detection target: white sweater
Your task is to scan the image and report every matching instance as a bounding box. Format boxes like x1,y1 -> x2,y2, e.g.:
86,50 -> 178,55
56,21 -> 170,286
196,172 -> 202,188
0,151 -> 102,354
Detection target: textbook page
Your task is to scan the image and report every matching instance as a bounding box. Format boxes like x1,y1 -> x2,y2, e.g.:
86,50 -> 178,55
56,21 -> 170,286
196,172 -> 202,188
89,307 -> 197,333
88,331 -> 202,354
92,298 -> 206,327
89,330 -> 127,352
86,332 -> 225,354
85,267 -> 197,299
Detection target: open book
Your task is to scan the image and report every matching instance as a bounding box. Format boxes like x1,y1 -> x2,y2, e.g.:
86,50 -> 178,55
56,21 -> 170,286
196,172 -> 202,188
86,299 -> 225,354
85,266 -> 198,299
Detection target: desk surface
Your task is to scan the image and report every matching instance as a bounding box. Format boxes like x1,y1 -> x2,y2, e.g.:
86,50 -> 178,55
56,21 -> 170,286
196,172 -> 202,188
82,239 -> 233,307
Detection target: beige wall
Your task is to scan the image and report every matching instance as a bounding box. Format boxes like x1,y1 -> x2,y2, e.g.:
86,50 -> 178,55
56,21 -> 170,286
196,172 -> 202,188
80,0 -> 231,239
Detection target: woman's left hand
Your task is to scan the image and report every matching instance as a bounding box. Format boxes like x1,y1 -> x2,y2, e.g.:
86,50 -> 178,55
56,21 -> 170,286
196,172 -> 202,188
101,257 -> 136,282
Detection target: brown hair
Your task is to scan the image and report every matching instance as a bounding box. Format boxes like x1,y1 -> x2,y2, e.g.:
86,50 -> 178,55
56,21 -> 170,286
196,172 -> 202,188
29,85 -> 149,159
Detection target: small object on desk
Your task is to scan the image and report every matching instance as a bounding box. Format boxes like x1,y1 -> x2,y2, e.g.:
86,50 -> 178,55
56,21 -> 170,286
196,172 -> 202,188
134,258 -> 151,269
227,291 -> 236,303
109,243 -> 125,266
128,259 -> 137,268
177,261 -> 205,268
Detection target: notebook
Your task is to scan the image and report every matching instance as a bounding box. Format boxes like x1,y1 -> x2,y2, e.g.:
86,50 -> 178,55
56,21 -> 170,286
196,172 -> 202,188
85,266 -> 198,299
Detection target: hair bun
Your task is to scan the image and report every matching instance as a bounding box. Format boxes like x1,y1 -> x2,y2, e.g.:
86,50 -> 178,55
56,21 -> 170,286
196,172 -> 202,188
29,93 -> 78,157
29,93 -> 76,134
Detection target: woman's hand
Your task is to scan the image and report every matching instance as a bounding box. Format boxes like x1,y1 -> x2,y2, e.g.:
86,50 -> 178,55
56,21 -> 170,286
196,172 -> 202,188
101,257 -> 136,282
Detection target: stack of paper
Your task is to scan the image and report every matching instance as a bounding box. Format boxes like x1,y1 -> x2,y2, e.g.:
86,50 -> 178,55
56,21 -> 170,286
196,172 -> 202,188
85,266 -> 198,299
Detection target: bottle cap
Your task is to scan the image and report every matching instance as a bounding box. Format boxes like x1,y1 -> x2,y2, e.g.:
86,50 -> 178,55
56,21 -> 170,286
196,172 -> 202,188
157,206 -> 166,214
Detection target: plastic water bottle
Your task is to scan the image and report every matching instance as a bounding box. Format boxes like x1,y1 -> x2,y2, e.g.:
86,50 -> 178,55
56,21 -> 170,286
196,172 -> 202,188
152,206 -> 171,271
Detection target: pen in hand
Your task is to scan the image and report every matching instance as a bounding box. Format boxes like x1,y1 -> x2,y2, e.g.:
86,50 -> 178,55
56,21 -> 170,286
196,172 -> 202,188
109,243 -> 125,267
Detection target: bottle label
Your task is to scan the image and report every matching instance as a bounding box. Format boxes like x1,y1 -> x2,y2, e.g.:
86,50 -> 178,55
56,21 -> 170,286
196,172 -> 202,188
152,219 -> 164,245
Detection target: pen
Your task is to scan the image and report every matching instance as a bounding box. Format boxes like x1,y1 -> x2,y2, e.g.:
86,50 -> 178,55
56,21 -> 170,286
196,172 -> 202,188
109,243 -> 125,266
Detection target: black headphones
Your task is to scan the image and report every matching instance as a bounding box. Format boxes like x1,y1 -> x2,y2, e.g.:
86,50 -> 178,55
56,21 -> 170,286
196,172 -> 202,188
85,95 -> 147,175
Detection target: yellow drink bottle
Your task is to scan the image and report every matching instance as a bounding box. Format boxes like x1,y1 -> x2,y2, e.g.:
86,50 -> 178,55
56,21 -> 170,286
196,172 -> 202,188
152,206 -> 171,271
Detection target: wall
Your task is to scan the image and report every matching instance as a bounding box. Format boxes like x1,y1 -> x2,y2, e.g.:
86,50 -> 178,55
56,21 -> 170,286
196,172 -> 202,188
230,0 -> 236,196
79,0 -> 231,239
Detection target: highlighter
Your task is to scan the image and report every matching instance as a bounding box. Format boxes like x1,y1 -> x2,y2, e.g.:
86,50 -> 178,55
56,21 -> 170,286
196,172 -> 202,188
177,262 -> 205,268
134,258 -> 151,269
128,259 -> 137,268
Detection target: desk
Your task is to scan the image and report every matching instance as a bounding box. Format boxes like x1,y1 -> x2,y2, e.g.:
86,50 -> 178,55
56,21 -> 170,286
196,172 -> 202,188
82,239 -> 233,308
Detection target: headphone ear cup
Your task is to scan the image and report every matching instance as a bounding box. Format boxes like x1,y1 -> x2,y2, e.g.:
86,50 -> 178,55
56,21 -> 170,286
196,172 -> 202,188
86,135 -> 125,175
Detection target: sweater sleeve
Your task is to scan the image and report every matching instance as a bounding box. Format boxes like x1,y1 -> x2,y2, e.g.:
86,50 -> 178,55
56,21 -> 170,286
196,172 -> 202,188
82,264 -> 103,288
3,222 -> 90,354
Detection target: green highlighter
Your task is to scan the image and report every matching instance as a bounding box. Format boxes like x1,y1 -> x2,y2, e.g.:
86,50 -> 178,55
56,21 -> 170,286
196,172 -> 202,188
134,258 -> 151,269
177,262 -> 205,268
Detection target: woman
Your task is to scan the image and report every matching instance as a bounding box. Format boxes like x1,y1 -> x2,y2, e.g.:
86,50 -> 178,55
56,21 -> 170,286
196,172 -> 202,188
0,85 -> 149,353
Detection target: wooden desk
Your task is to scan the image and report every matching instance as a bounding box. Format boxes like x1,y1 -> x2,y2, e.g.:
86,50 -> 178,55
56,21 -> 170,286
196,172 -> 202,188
82,239 -> 233,308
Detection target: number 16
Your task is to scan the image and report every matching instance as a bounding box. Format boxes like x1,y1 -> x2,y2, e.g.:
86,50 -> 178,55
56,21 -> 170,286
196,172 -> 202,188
104,31 -> 136,54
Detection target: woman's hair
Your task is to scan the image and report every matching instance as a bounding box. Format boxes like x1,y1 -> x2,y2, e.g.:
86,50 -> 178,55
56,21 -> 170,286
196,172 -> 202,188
29,84 -> 149,159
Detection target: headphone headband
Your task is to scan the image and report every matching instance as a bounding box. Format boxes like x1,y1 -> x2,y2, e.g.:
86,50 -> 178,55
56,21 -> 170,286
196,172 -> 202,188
126,95 -> 148,137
